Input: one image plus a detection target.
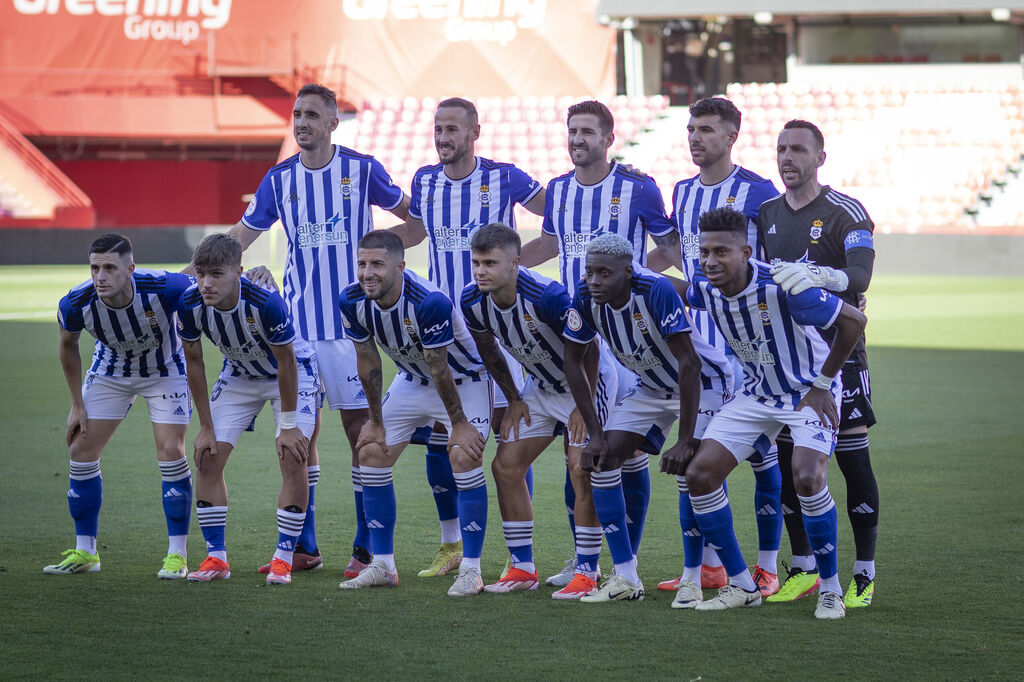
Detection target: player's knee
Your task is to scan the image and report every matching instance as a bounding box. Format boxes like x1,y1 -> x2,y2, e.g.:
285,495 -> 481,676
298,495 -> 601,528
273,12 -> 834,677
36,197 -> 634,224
449,448 -> 474,472
356,442 -> 387,467
490,453 -> 521,484
683,456 -> 721,496
792,467 -> 826,497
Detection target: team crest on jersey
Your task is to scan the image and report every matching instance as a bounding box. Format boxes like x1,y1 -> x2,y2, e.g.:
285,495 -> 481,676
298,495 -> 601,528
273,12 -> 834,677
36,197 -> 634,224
608,197 -> 621,218
246,315 -> 259,335
566,309 -> 583,332
144,309 -> 159,328
757,302 -> 771,326
245,195 -> 257,216
633,311 -> 648,333
522,313 -> 538,333
403,317 -> 417,338
478,185 -> 491,206
810,219 -> 823,241
340,177 -> 352,198
725,196 -> 736,204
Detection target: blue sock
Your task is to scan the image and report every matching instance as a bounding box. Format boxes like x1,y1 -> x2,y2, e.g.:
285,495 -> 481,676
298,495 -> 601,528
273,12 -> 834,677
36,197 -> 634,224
426,441 -> 460,522
525,464 -> 534,499
453,468 -> 487,564
590,469 -> 633,566
297,465 -> 320,553
351,467 -> 371,552
502,520 -> 534,571
274,507 -> 306,563
564,463 -> 577,538
158,457 -> 192,538
621,455 -> 651,554
799,487 -> 839,580
750,450 -> 783,553
690,487 -> 748,578
196,504 -> 227,556
676,476 -> 702,569
68,460 -> 102,538
360,467 -> 396,555
575,526 -> 602,576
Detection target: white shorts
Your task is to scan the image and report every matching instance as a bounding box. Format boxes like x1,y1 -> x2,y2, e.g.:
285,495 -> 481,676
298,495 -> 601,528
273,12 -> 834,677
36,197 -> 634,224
606,382 -> 728,454
507,350 -> 619,444
209,370 -> 319,446
702,390 -> 840,462
313,339 -> 367,411
82,372 -> 191,424
382,376 -> 491,447
491,348 -> 526,409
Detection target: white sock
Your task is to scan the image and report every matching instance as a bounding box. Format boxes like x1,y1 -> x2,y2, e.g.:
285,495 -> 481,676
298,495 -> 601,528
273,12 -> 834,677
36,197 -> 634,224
614,558 -> 640,584
440,518 -> 461,544
853,560 -> 876,580
729,571 -> 757,592
792,554 -> 816,572
209,550 -> 227,562
375,553 -> 396,572
702,545 -> 723,568
820,574 -> 842,595
76,535 -> 97,554
757,550 -> 778,574
682,566 -> 701,585
167,535 -> 188,557
462,556 -> 481,571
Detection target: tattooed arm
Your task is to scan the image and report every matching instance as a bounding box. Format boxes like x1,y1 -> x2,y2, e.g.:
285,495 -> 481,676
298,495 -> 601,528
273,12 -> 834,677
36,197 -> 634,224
647,230 -> 683,273
424,344 -> 486,461
353,338 -> 387,455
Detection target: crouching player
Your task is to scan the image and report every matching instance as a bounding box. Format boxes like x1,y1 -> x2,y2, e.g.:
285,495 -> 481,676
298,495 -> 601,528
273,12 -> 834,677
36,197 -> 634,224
562,234 -> 703,603
460,223 -> 619,599
49,233 -> 194,578
337,231 -> 491,596
683,207 -> 866,619
176,234 -> 315,585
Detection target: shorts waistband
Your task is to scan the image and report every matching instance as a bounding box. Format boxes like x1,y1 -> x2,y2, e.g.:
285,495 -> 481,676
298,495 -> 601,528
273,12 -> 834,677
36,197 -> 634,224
401,372 -> 483,387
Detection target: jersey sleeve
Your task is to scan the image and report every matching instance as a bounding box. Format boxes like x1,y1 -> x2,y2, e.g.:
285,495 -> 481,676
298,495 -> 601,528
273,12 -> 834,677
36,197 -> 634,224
787,287 -> 843,330
509,166 -> 543,206
338,293 -> 371,343
563,280 -> 597,344
162,272 -> 195,309
408,169 -> 424,220
640,179 -> 675,237
262,294 -> 297,346
173,290 -> 202,342
648,276 -> 691,336
417,293 -> 456,348
367,157 -> 404,211
459,285 -> 487,334
57,293 -> 84,333
843,227 -> 875,252
541,181 -> 557,235
685,276 -> 708,310
744,179 -> 781,222
536,281 -> 574,335
240,170 -> 281,230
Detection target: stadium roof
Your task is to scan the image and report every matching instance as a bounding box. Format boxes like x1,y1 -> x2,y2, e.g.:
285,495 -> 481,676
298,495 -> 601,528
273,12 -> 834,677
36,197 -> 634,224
594,0 -> 1023,19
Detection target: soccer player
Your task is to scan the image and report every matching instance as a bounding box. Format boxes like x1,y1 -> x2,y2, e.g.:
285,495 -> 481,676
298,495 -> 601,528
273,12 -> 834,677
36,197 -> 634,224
683,206 -> 866,619
48,233 -> 193,578
562,234 -> 705,603
759,119 -> 880,608
226,84 -> 409,576
460,223 -> 620,599
520,99 -> 683,586
175,234 -> 315,585
390,97 -> 545,578
650,97 -> 784,594
336,231 -> 491,596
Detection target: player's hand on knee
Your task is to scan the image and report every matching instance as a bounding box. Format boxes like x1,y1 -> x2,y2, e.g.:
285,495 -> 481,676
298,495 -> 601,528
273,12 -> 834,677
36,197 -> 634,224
567,407 -> 588,446
193,427 -> 218,471
797,387 -> 839,431
244,265 -> 279,292
580,435 -> 606,473
276,427 -> 309,464
660,438 -> 698,476
66,405 -> 88,446
449,420 -> 485,462
501,400 -> 530,442
355,421 -> 388,457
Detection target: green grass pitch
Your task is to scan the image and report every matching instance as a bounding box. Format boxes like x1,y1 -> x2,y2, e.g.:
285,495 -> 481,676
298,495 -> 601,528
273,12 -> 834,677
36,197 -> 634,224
0,266 -> 1021,680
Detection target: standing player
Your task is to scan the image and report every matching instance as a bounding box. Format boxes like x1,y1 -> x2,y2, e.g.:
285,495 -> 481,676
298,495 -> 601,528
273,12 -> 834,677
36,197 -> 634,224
650,97 -> 784,594
176,234 -> 316,585
520,100 -> 683,586
759,120 -> 880,609
48,233 -> 193,579
461,223 -> 620,599
683,206 -> 866,620
390,97 -> 545,578
226,84 -> 409,576
561,234 -> 705,603
336,232 -> 492,597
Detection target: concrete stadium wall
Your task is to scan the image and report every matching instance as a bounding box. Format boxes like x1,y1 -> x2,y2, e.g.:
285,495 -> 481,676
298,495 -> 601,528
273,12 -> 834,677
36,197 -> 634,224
1,227 -> 1022,277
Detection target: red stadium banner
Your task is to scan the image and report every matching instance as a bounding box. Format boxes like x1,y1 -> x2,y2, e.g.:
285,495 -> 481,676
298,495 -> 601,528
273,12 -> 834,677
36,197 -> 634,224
0,0 -> 616,105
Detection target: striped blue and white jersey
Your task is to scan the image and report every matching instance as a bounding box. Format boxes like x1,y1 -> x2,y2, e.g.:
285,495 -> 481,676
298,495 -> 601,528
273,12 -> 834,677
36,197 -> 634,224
241,146 -> 404,342
564,265 -> 729,396
542,162 -> 675,288
58,269 -> 191,378
175,277 -> 314,380
339,269 -> 485,384
410,157 -> 541,300
687,260 -> 843,409
461,266 -> 586,394
671,165 -> 778,384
